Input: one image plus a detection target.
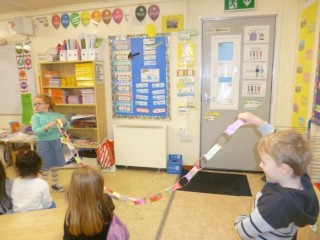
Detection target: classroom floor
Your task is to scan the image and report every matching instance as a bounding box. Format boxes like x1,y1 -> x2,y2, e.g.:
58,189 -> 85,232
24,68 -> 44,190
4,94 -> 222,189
4,165 -> 320,240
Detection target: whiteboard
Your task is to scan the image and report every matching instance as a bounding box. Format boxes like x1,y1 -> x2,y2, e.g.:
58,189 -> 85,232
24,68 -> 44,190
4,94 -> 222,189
0,42 -> 37,115
0,45 -> 21,114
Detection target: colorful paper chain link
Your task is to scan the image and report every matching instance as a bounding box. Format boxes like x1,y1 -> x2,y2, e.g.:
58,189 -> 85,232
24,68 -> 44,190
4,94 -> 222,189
106,119 -> 245,205
56,119 -> 84,166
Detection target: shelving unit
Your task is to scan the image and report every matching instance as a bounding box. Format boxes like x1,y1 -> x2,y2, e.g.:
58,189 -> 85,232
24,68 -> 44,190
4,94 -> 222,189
38,60 -> 106,148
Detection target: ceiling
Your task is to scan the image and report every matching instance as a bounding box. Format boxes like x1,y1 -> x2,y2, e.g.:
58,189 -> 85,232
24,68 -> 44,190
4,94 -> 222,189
0,0 -> 106,15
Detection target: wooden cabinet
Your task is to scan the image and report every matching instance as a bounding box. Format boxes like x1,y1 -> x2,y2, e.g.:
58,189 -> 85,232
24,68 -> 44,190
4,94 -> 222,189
38,61 -> 106,148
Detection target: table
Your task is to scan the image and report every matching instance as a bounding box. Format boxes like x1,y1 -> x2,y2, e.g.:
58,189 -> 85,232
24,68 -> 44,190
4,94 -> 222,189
0,207 -> 65,240
0,132 -> 36,166
0,132 -> 36,150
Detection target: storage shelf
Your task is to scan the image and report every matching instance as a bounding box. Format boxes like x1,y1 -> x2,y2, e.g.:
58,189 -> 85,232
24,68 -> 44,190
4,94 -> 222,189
56,104 -> 95,107
39,60 -> 106,149
73,143 -> 99,149
69,127 -> 97,130
43,86 -> 95,89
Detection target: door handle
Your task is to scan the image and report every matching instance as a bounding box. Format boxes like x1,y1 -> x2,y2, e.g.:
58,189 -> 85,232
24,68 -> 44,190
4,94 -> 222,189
204,93 -> 214,104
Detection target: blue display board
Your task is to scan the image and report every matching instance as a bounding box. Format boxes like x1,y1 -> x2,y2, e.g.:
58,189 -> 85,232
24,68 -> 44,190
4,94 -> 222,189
110,34 -> 170,119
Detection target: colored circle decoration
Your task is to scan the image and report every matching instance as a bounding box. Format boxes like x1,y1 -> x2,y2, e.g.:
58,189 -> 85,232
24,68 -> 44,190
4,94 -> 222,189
135,6 -> 146,22
148,4 -> 160,22
91,10 -> 101,25
16,44 -> 23,55
61,13 -> 70,29
23,44 -> 31,54
24,57 -> 32,67
113,8 -> 123,25
52,14 -> 60,29
70,12 -> 80,28
102,9 -> 112,25
124,8 -> 132,22
81,11 -> 91,27
17,58 -> 24,67
19,69 -> 26,79
146,23 -> 157,37
20,81 -> 28,90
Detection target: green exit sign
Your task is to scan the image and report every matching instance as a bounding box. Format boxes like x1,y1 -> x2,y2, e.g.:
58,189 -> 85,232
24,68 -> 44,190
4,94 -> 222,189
225,0 -> 255,11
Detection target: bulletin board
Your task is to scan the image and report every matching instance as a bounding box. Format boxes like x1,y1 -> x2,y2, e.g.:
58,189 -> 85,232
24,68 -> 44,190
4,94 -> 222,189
110,34 -> 170,119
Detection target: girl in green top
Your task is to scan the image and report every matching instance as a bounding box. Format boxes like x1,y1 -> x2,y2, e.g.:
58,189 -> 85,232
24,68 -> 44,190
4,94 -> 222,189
31,94 -> 70,192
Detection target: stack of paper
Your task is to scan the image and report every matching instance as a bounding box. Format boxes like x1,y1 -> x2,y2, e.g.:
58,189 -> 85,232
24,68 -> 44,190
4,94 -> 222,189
66,95 -> 81,104
70,114 -> 97,128
72,138 -> 95,146
77,33 -> 103,49
46,89 -> 65,104
44,70 -> 60,86
77,89 -> 95,104
75,63 -> 94,87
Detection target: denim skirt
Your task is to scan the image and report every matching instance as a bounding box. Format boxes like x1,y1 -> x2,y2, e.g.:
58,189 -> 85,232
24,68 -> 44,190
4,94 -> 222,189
36,139 -> 66,170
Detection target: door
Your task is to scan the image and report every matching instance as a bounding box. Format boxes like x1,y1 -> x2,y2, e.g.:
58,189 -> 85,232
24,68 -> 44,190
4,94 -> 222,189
200,16 -> 276,171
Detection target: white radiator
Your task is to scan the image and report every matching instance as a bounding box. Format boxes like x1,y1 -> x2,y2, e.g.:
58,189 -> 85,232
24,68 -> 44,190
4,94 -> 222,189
113,125 -> 167,168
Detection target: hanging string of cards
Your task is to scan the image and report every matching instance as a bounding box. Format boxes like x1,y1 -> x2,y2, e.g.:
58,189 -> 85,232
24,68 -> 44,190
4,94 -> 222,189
105,119 -> 244,205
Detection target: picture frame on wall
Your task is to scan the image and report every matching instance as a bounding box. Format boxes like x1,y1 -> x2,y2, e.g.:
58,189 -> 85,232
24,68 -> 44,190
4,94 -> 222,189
162,15 -> 184,32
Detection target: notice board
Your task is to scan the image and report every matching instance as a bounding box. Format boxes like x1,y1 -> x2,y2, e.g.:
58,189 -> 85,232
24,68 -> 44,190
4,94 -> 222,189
110,34 -> 170,119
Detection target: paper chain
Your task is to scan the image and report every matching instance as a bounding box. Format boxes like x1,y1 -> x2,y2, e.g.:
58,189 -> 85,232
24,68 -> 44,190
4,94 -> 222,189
56,119 -> 84,166
105,119 -> 245,205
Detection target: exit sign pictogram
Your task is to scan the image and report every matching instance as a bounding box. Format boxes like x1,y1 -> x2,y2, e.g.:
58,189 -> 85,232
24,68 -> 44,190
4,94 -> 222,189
225,0 -> 255,11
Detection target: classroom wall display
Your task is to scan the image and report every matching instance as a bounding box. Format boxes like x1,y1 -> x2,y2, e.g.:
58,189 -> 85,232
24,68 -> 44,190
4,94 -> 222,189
162,15 -> 184,32
0,43 -> 36,116
311,31 -> 320,124
49,5 -> 161,30
292,2 -> 317,127
109,34 -> 170,119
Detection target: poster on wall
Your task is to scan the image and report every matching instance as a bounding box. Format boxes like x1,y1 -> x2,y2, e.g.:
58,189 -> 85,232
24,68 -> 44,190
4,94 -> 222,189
244,25 -> 270,44
311,32 -> 320,124
110,34 -> 170,119
242,62 -> 268,79
243,44 -> 269,62
0,42 -> 35,120
241,80 -> 266,97
292,2 -> 318,127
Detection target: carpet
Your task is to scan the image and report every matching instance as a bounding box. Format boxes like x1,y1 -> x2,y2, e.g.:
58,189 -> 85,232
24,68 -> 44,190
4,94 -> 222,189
178,169 -> 252,196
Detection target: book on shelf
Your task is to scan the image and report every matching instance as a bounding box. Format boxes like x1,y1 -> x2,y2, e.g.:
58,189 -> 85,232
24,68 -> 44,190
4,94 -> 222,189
44,70 -> 60,86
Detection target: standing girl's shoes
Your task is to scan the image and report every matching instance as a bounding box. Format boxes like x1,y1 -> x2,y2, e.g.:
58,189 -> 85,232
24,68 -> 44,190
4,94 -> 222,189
52,183 -> 64,192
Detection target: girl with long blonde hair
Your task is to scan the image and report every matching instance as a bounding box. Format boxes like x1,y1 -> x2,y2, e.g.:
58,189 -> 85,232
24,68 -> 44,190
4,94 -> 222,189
64,166 -> 128,240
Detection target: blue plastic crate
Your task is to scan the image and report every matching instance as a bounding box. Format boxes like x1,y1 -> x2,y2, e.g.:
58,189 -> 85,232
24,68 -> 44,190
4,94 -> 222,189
167,154 -> 182,174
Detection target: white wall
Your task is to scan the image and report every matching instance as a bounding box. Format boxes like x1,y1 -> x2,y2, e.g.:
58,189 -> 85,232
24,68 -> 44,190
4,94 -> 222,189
0,0 -> 318,166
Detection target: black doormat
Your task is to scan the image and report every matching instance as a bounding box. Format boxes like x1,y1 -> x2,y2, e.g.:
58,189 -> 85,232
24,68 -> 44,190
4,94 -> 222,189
178,169 -> 252,196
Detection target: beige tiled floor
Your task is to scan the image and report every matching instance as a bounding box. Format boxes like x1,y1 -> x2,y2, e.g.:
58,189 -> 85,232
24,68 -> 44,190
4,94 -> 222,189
4,166 -> 320,240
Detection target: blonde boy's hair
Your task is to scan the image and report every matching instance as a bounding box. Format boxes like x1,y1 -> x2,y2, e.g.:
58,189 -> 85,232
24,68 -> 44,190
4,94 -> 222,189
257,129 -> 312,176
